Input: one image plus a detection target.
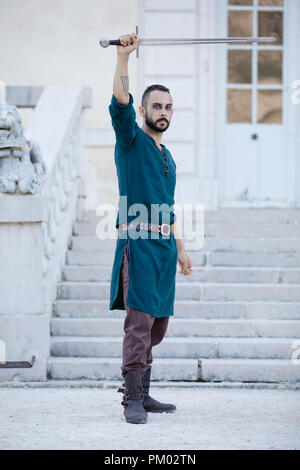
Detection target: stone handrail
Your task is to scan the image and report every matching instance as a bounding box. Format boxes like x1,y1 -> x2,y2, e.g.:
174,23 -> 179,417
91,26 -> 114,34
0,85 -> 91,381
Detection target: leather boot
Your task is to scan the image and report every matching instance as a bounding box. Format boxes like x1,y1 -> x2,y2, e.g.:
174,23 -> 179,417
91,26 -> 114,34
118,370 -> 148,424
142,366 -> 176,413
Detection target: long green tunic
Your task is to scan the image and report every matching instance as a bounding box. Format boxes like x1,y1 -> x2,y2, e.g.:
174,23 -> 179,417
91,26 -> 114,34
108,93 -> 178,318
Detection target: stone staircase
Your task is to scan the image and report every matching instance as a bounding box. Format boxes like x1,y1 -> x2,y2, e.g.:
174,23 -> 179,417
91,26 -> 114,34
47,209 -> 300,383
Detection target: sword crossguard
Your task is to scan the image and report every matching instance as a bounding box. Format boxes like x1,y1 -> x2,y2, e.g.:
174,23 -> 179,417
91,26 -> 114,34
136,25 -> 139,59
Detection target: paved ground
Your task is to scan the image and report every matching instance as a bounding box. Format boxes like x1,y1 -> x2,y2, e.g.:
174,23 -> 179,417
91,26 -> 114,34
0,384 -> 299,450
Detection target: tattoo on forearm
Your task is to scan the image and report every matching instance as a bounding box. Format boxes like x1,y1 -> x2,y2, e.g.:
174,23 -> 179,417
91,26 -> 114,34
120,75 -> 129,96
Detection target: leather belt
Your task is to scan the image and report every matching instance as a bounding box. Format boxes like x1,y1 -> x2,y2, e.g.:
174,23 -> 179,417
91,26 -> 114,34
118,222 -> 172,236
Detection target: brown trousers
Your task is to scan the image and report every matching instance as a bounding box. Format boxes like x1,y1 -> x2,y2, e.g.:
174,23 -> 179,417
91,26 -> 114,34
121,240 -> 169,377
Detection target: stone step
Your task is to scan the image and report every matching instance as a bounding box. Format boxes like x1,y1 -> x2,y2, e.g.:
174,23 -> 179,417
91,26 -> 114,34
70,237 -> 117,252
205,223 -> 300,238
53,299 -> 300,320
48,357 -> 300,383
81,209 -> 300,225
66,250 -> 116,266
66,250 -> 207,266
47,356 -> 300,382
57,281 -> 300,302
73,220 -> 300,238
61,265 -> 300,284
66,249 -> 300,267
47,357 -> 198,381
206,238 -> 300,253
50,336 -> 298,360
209,252 -> 300,268
200,359 -> 300,383
50,317 -> 300,338
70,235 -> 300,254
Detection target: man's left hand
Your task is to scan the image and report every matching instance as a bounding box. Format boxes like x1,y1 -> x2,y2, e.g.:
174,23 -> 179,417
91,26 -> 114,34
177,249 -> 193,276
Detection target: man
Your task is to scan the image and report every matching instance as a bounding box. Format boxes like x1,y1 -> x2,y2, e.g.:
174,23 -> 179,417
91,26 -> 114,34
108,32 -> 193,424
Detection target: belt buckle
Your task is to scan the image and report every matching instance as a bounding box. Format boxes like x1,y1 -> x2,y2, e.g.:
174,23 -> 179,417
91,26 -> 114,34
160,224 -> 170,236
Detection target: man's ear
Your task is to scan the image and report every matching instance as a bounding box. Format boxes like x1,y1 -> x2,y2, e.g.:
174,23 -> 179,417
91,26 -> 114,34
139,105 -> 146,118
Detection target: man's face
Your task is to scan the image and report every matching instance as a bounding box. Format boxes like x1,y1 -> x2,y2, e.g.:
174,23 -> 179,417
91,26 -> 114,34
141,90 -> 173,133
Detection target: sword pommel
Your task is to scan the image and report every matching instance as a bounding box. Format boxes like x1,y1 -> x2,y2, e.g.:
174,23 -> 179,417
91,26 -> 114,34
99,37 -> 110,48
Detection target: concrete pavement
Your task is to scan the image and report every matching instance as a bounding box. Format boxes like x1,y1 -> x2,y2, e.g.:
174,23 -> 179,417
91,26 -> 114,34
0,383 -> 299,450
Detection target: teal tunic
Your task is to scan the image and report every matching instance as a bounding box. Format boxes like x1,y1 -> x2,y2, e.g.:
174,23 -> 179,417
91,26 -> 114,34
108,93 -> 178,318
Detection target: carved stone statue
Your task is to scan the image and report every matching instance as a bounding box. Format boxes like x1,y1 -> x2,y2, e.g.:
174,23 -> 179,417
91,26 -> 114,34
0,103 -> 47,194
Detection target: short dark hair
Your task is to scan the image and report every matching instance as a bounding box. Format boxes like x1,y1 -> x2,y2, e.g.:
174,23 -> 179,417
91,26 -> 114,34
141,84 -> 171,108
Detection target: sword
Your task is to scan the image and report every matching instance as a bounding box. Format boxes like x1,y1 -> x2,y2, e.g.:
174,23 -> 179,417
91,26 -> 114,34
99,26 -> 276,58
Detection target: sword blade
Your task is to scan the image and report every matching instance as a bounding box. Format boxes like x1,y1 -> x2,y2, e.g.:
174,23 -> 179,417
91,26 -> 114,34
138,37 -> 276,45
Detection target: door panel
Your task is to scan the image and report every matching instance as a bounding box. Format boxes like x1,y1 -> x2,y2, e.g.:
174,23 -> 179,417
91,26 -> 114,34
140,4 -> 199,176
144,47 -> 196,76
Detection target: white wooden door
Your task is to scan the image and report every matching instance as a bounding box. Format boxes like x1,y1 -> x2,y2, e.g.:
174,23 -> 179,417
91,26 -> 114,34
217,0 -> 293,208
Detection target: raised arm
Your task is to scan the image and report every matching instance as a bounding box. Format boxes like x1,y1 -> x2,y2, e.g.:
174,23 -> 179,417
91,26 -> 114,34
113,33 -> 137,105
109,33 -> 139,153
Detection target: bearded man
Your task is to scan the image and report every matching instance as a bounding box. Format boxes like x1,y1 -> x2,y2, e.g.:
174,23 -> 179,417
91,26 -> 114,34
108,32 -> 193,424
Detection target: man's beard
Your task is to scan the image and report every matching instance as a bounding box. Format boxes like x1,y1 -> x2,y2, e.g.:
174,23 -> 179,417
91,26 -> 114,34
145,113 -> 170,133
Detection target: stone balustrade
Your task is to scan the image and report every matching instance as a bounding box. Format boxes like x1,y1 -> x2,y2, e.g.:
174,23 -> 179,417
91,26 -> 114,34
0,85 -> 91,381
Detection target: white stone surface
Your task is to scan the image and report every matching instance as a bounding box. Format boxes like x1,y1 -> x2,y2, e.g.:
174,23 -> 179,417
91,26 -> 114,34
0,387 -> 299,450
0,222 -> 44,315
0,315 -> 50,381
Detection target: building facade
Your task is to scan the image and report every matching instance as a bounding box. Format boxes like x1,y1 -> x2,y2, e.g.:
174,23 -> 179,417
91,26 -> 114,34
1,0 -> 298,211
138,0 -> 300,210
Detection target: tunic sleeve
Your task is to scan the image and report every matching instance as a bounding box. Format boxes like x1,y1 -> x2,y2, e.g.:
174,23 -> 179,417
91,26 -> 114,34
109,93 -> 138,153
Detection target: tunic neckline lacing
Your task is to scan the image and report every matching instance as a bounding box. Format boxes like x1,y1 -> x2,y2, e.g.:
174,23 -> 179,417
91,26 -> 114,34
141,131 -> 169,176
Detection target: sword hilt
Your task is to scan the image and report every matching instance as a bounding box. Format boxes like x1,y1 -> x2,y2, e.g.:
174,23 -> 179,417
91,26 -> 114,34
99,26 -> 139,59
109,39 -> 123,46
99,30 -> 139,49
99,38 -> 122,48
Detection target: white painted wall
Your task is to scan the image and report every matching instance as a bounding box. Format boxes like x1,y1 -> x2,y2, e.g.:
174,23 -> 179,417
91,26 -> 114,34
0,0 -> 139,210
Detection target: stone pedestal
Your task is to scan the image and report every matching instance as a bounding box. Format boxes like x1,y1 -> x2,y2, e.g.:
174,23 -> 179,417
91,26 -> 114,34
0,194 -> 49,381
